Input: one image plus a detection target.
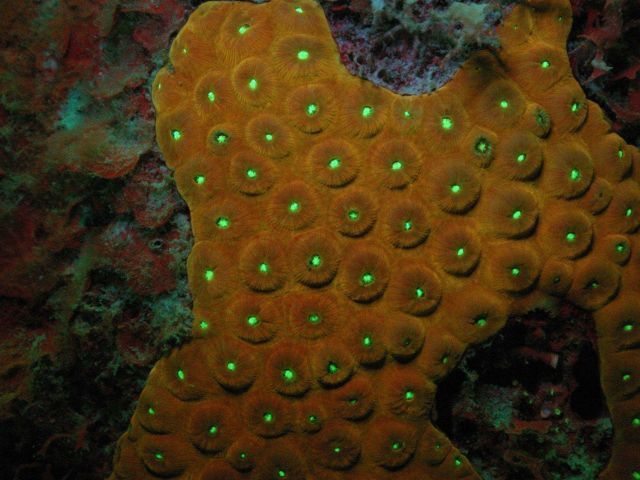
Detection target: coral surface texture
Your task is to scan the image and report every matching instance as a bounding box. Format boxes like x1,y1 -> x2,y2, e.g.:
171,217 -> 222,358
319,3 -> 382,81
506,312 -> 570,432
111,0 -> 640,478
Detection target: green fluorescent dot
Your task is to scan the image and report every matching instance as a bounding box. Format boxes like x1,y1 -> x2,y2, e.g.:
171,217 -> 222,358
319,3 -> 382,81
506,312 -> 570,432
297,50 -> 310,60
403,110 -> 412,118
308,414 -> 318,423
476,139 -> 489,154
476,317 -> 488,327
263,412 -> 274,422
204,269 -> 215,282
199,320 -> 209,330
391,160 -> 403,171
441,116 -> 454,130
282,369 -> 296,382
148,407 -> 156,415
633,472 -> 640,480
415,287 -> 425,298
441,355 -> 449,364
194,174 -> 206,185
306,103 -> 318,116
264,132 -> 274,142
177,369 -> 185,381
248,78 -> 258,91
566,232 -> 576,242
450,184 -> 461,194
571,101 -> 581,113
239,452 -> 247,460
626,208 -> 634,217
278,470 -> 286,478
246,168 -> 258,179
511,267 -> 521,276
361,273 -> 375,285
308,313 -> 321,324
405,390 -> 415,401
403,220 -> 413,231
247,315 -> 260,327
289,201 -> 300,213
259,262 -> 270,274
512,210 -> 522,220
308,254 -> 322,268
209,425 -> 218,435
207,91 -> 216,103
590,280 -> 600,289
333,446 -> 342,454
456,247 -> 465,257
618,147 -> 625,159
171,129 -> 182,141
623,323 -> 634,332
454,457 -> 463,467
215,132 -> 229,144
182,47 -> 188,54
295,6 -> 304,13
632,416 -> 640,427
216,216 -> 230,229
155,452 -> 164,461
516,152 -> 527,163
391,441 -> 404,451
570,168 -> 581,181
362,335 -> 372,347
328,157 -> 341,169
327,361 -> 339,374
348,209 -> 360,221
238,24 -> 250,35
541,60 -> 551,69
226,361 -> 237,371
623,373 -> 631,382
500,99 -> 509,109
361,105 -> 374,118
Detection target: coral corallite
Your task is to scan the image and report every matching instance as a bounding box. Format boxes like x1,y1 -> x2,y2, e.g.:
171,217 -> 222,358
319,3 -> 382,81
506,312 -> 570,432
110,0 -> 640,478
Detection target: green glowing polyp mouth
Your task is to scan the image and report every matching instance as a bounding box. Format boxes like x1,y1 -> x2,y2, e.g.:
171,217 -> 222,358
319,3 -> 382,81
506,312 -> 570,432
360,272 -> 374,285
361,105 -> 373,118
308,254 -> 322,268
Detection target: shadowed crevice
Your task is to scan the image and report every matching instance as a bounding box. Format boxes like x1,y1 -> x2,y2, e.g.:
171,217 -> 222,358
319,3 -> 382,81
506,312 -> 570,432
434,304 -> 613,480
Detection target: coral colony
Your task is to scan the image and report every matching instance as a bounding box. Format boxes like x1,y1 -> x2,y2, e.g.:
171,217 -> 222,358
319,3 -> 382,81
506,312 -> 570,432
108,0 -> 640,478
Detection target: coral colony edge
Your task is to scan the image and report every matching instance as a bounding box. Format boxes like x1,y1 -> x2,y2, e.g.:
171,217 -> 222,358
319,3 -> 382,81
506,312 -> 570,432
110,0 -> 640,479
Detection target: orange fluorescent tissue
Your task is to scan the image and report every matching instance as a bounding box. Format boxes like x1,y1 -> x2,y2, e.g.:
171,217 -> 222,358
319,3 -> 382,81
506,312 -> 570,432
110,0 -> 640,478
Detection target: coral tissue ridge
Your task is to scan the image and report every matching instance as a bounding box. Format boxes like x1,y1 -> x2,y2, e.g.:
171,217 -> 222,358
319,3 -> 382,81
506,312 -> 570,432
111,0 -> 640,478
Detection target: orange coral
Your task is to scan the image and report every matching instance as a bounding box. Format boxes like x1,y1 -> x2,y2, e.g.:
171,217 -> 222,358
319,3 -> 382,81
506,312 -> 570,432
111,0 -> 640,478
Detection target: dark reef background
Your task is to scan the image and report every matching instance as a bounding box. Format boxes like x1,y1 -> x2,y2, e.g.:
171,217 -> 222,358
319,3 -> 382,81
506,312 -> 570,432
0,0 -> 637,478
